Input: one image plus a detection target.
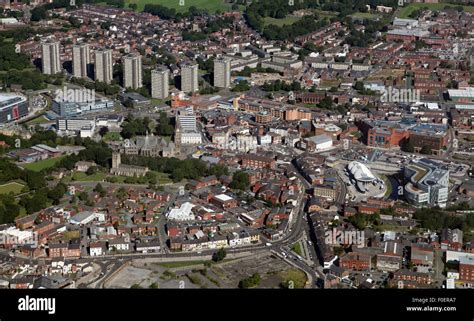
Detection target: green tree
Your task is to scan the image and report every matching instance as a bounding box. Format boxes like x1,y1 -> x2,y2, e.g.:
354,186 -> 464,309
420,145 -> 432,155
348,213 -> 367,230
239,273 -> 261,289
402,140 -> 415,153
94,183 -> 107,197
157,112 -> 174,136
212,248 -> 226,262
78,191 -> 89,202
47,182 -> 67,205
230,171 -> 250,190
116,187 -> 128,201
86,166 -> 97,176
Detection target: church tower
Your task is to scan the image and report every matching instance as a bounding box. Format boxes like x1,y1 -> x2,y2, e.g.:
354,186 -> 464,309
112,152 -> 121,169
174,118 -> 182,149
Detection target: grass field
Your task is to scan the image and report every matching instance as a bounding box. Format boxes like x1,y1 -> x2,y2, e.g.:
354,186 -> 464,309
351,12 -> 382,20
126,0 -> 231,12
290,242 -> 303,256
280,268 -> 307,289
367,68 -> 405,81
61,230 -> 80,240
380,175 -> 392,199
0,181 -> 25,195
103,132 -> 122,142
153,172 -> 173,184
112,171 -> 172,184
25,115 -> 50,126
72,172 -> 107,182
263,16 -> 302,27
398,3 -> 474,18
22,156 -> 66,172
320,80 -> 342,89
313,9 -> 337,17
151,98 -> 171,106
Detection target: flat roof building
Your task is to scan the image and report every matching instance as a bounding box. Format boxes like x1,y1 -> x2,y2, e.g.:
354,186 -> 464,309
404,158 -> 449,208
0,94 -> 29,124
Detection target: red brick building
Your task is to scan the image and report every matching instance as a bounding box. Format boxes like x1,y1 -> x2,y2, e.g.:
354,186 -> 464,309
240,154 -> 276,170
359,120 -> 410,148
339,252 -> 372,270
210,194 -> 238,209
390,270 -> 433,288
459,256 -> 474,282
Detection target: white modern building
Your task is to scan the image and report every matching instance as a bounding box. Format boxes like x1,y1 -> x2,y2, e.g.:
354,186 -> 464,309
167,202 -> 196,221
69,211 -> 104,225
56,118 -> 95,132
348,161 -> 377,184
300,134 -> 333,152
404,158 -> 449,207
179,132 -> 202,145
175,107 -> 202,146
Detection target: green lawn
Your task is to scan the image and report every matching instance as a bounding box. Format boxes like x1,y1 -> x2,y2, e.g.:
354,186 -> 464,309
61,230 -> 80,240
313,9 -> 337,18
25,115 -> 50,126
103,132 -> 122,142
398,3 -> 474,18
280,268 -> 308,289
0,181 -> 25,195
126,0 -> 231,12
151,98 -> 170,106
22,156 -> 66,172
351,12 -> 381,20
290,242 -> 303,256
72,172 -> 107,182
380,175 -> 392,199
154,171 -> 173,184
263,16 -> 302,27
111,171 -> 172,184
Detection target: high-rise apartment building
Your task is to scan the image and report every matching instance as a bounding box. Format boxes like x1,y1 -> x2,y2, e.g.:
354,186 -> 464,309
72,43 -> 90,78
94,48 -> 113,84
214,57 -> 231,88
151,67 -> 169,99
41,40 -> 61,75
122,53 -> 143,89
180,63 -> 199,93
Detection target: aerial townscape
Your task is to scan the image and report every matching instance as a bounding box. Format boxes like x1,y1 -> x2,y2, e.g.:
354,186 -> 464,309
0,0 -> 474,291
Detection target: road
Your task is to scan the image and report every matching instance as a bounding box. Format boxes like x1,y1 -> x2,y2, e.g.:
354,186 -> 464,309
3,154 -> 328,287
155,192 -> 178,253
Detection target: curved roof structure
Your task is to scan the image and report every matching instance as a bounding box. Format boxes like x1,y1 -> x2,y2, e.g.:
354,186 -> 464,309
0,93 -> 27,111
348,161 -> 376,183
